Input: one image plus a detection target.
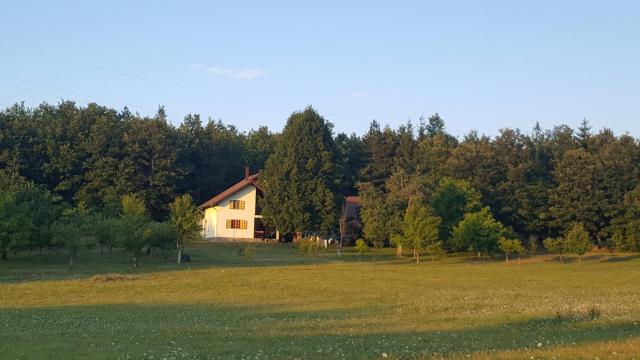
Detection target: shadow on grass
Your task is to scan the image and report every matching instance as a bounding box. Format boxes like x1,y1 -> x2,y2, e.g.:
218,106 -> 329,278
1,303 -> 639,359
0,242 -> 405,283
606,254 -> 640,262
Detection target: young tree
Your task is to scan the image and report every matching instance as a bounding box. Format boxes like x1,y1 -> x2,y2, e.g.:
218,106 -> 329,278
498,237 -> 524,265
119,194 -> 149,268
260,107 -> 339,239
565,222 -> 592,263
296,237 -> 322,267
52,202 -> 95,269
95,216 -> 123,257
147,222 -> 178,261
430,178 -> 482,247
605,231 -> 625,256
390,234 -> 405,257
169,194 -> 201,264
425,241 -> 445,265
451,208 -> 504,259
401,202 -> 441,264
543,237 -> 566,263
354,238 -> 368,262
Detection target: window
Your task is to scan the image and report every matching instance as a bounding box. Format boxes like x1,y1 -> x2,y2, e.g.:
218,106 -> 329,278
229,200 -> 245,210
226,219 -> 247,229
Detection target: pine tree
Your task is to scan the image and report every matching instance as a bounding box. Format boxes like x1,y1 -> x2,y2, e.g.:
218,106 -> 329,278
260,107 -> 339,238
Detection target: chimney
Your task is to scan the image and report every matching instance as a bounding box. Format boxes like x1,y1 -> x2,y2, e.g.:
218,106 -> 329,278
244,165 -> 250,179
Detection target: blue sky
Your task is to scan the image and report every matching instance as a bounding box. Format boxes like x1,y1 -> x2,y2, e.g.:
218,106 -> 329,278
1,1 -> 639,136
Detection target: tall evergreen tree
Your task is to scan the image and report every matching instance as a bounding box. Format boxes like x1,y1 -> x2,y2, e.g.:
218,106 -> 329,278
260,107 -> 339,238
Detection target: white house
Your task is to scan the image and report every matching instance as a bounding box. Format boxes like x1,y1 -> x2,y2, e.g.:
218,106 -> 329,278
198,169 -> 267,240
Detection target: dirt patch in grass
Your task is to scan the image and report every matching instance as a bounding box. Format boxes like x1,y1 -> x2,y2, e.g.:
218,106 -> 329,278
89,273 -> 138,282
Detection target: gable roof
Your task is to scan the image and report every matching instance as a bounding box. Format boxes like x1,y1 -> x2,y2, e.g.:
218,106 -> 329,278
198,173 -> 260,210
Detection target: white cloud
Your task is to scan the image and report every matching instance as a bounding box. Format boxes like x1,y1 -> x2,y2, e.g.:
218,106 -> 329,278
192,64 -> 265,80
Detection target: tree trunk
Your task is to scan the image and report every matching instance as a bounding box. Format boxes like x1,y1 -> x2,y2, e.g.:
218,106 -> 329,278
559,253 -> 564,263
416,252 -> 420,264
28,246 -> 33,261
578,254 -> 581,264
478,251 -> 482,260
315,253 -> 319,268
108,245 -> 113,258
69,253 -> 74,270
505,253 -> 509,265
396,245 -> 403,257
177,248 -> 182,264
39,246 -> 43,255
133,253 -> 138,268
518,256 -> 521,267
100,244 -> 104,254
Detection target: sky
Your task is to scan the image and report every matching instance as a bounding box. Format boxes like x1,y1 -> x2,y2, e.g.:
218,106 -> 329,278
1,1 -> 639,137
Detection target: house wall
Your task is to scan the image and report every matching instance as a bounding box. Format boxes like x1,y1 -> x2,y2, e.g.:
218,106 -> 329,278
202,185 -> 257,240
202,207 -> 219,238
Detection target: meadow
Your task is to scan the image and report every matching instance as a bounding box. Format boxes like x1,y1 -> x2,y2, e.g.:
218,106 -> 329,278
1,242 -> 640,359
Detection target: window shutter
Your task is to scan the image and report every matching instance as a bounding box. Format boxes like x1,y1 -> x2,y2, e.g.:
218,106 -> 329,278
240,200 -> 245,210
226,219 -> 231,228
241,220 -> 247,229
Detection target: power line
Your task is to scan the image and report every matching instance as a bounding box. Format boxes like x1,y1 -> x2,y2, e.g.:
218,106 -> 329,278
0,73 -> 146,113
0,73 -> 138,108
3,45 -> 220,99
0,81 -> 63,99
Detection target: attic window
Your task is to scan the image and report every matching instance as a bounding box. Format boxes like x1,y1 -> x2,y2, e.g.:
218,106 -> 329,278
230,200 -> 245,210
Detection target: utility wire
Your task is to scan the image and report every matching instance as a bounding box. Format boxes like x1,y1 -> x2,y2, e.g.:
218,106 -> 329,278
0,73 -> 142,110
0,81 -> 63,99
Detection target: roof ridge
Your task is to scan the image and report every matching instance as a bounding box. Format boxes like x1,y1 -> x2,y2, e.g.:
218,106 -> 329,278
198,173 -> 260,210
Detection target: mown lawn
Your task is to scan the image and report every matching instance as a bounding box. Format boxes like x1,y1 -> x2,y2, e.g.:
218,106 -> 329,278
1,242 -> 640,359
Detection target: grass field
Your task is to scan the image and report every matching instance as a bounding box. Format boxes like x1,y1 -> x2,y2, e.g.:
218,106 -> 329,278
1,242 -> 640,359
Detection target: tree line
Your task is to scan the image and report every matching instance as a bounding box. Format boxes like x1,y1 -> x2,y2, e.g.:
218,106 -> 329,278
259,108 -> 640,260
0,169 -> 201,267
2,101 -> 640,264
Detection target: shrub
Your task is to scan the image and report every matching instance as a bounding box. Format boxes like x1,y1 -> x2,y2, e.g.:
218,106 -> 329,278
354,238 -> 368,261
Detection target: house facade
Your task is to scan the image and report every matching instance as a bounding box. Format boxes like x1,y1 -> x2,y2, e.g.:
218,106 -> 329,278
198,170 -> 267,240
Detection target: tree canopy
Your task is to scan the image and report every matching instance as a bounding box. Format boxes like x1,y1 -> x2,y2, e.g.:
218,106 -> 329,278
260,107 -> 339,237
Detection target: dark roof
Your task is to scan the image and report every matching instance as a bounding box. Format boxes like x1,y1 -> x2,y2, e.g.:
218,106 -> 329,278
344,196 -> 360,218
198,173 -> 260,210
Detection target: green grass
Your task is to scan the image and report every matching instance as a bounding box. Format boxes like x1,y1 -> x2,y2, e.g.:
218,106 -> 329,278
1,242 -> 640,359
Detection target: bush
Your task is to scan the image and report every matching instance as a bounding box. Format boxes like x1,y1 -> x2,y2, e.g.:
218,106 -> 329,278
354,238 -> 368,261
451,208 -> 504,259
238,245 -> 255,259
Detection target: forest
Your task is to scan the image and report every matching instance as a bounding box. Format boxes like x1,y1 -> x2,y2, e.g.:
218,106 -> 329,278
1,101 -> 640,266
